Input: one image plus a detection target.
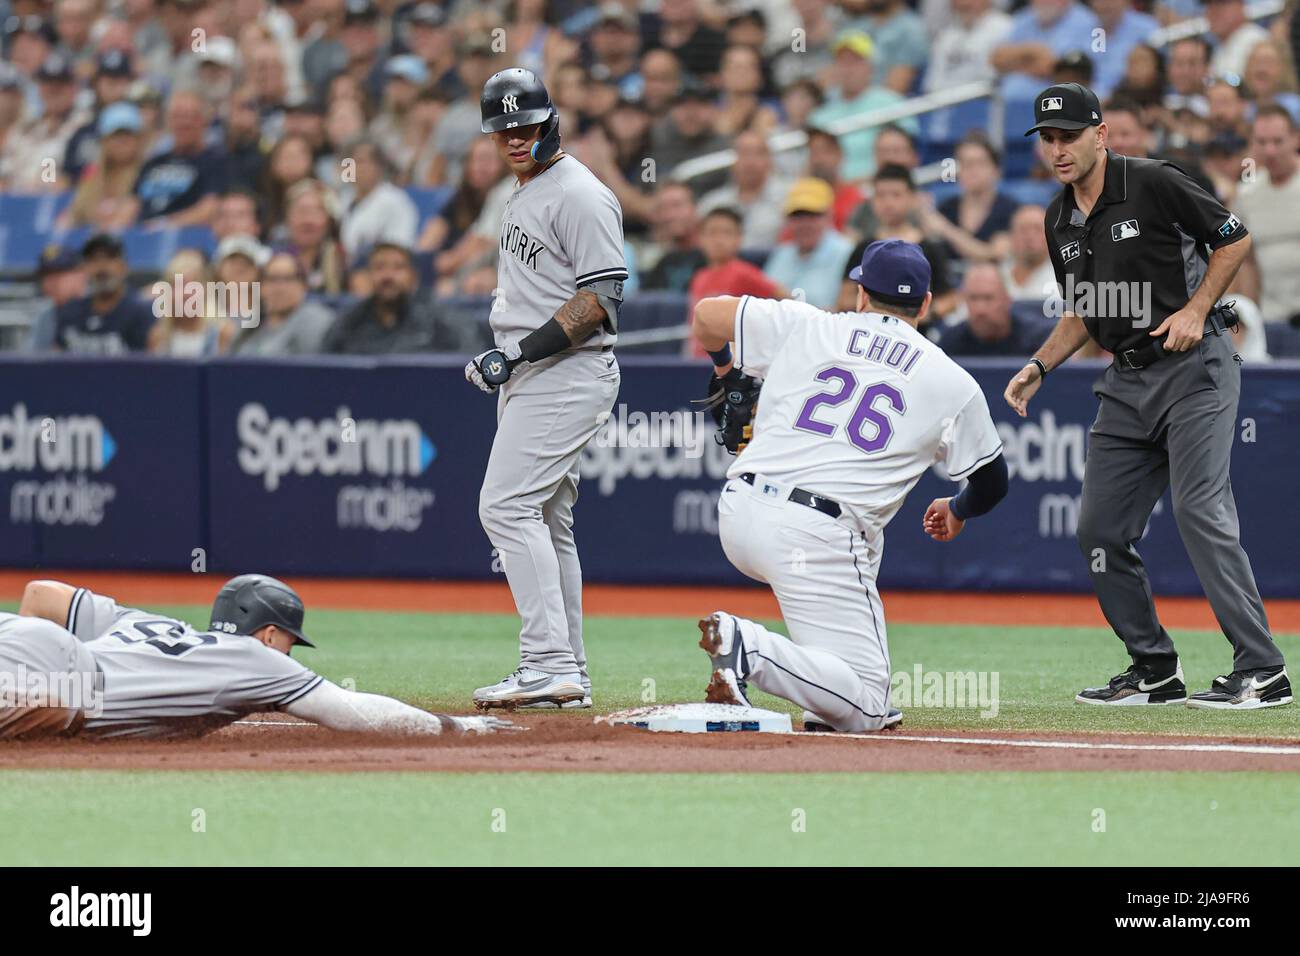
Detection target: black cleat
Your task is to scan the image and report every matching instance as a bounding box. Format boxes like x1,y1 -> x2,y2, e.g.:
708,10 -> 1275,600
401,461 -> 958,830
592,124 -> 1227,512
1186,667 -> 1292,710
1076,662 -> 1187,705
803,709 -> 903,732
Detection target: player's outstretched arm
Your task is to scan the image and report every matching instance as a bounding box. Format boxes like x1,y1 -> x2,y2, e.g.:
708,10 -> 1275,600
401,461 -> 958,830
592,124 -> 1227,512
18,580 -> 76,625
924,455 -> 1010,542
282,679 -> 517,736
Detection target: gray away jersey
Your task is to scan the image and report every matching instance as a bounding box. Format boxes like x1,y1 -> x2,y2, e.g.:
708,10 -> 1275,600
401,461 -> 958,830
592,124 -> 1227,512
66,588 -> 323,739
491,154 -> 627,349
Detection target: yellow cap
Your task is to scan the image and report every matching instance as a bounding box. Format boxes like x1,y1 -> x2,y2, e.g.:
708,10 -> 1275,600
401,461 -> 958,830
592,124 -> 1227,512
784,177 -> 835,215
831,31 -> 875,60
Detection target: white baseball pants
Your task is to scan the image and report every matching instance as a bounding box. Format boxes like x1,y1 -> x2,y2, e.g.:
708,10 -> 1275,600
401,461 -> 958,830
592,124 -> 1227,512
717,475 -> 894,731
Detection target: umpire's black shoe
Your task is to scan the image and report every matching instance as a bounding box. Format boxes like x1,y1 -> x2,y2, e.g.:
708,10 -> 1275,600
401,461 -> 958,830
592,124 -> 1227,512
1076,662 -> 1186,705
1186,667 -> 1293,710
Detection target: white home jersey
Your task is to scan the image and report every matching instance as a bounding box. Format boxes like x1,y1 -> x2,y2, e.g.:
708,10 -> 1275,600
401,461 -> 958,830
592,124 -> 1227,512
65,588 -> 322,739
729,295 -> 1003,534
491,154 -> 627,349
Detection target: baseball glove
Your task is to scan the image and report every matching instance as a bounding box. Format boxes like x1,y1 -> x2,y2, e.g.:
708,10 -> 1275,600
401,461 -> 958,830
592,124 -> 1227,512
698,367 -> 762,454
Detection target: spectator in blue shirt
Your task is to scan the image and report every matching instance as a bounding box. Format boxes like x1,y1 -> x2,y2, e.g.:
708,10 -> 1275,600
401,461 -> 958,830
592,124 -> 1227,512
844,0 -> 930,95
764,178 -> 854,309
991,0 -> 1101,103
1088,0 -> 1158,99
131,89 -> 226,226
52,233 -> 155,355
938,263 -> 1051,357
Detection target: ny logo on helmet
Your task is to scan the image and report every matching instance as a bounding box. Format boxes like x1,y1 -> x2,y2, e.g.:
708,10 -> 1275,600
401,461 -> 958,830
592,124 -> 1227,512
502,94 -> 518,112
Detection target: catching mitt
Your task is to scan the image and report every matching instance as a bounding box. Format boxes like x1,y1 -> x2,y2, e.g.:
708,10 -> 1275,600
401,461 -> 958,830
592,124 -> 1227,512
698,367 -> 762,454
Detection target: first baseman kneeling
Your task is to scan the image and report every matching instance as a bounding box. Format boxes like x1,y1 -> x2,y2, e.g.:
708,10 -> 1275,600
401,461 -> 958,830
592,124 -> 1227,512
692,241 -> 1010,732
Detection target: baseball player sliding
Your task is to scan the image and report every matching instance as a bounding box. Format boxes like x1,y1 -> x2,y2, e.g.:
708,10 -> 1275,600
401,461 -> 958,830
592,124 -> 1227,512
691,240 -> 1010,732
2,574 -> 512,739
465,68 -> 627,710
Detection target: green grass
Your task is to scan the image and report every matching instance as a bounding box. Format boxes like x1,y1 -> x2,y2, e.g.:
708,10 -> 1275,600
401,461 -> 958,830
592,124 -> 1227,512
123,602 -> 1300,738
3,770 -> 1299,866
1,601 -> 1297,865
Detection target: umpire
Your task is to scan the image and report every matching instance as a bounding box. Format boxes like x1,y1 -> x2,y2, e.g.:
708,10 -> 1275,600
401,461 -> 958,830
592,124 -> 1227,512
1004,83 -> 1289,710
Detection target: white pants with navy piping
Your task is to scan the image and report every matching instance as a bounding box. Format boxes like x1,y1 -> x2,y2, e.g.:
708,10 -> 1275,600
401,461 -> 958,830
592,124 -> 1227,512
717,475 -> 893,732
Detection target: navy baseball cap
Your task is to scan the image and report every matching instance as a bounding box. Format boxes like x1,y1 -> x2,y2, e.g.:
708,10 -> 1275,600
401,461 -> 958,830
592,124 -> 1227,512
1024,82 -> 1102,136
848,239 -> 931,306
97,48 -> 133,78
37,243 -> 78,275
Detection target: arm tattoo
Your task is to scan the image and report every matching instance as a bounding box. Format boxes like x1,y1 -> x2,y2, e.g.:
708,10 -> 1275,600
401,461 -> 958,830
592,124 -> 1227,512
554,290 -> 606,344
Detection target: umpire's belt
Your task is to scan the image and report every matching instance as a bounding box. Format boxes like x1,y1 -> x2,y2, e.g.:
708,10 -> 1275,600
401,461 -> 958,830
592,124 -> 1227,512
739,472 -> 841,519
1115,304 -> 1239,370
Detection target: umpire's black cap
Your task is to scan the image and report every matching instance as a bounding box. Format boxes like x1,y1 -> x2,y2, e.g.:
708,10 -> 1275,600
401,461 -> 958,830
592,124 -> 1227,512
1024,82 -> 1103,136
210,574 -> 315,647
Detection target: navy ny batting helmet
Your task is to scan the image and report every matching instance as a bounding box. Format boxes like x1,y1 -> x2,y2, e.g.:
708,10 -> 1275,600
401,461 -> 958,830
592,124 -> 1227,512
209,574 -> 315,647
480,67 -> 561,163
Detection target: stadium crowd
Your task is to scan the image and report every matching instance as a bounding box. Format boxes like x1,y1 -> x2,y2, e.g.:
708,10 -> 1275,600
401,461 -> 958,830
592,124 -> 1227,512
0,0 -> 1297,360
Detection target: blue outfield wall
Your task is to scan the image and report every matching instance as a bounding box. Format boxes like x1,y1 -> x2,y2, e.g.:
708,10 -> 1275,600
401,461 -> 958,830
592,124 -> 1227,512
0,353 -> 1297,596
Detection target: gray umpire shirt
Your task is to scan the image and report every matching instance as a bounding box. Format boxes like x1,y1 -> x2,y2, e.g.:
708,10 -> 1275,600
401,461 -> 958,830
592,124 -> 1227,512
491,154 -> 628,350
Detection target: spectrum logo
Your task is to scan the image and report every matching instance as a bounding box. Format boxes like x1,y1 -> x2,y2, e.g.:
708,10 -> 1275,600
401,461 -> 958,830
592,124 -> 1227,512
0,403 -> 117,473
236,403 -> 436,492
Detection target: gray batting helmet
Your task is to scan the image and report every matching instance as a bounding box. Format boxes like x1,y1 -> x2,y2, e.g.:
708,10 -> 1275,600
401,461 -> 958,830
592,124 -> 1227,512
209,573 -> 315,647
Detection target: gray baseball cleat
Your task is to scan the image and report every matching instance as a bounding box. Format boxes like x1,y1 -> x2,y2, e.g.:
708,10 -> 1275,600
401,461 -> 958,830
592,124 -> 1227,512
517,672 -> 592,709
698,612 -> 751,707
473,668 -> 586,710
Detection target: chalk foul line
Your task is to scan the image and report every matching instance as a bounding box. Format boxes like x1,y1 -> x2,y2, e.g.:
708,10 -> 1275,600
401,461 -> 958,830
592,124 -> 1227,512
797,730 -> 1300,756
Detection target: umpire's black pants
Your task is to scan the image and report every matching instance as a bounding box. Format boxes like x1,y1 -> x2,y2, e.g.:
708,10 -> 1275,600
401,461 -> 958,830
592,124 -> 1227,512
1075,331 -> 1283,672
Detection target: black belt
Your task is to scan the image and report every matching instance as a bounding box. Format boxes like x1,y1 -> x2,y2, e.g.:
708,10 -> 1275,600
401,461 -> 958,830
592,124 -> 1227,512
1115,303 -> 1239,370
739,472 -> 841,519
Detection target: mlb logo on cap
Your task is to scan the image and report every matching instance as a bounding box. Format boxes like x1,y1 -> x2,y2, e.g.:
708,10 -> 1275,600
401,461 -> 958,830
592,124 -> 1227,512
1042,96 -> 1063,111
1024,82 -> 1103,136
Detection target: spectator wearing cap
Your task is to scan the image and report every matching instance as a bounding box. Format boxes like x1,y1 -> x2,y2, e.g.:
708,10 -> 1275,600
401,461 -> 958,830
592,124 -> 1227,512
339,0 -> 387,103
764,178 -> 854,309
1164,36 -> 1212,117
404,3 -> 462,101
421,33 -> 497,187
3,53 -> 89,192
697,128 -> 792,249
645,0 -> 726,81
809,32 -> 917,182
1053,49 -> 1095,89
652,81 -> 729,199
714,44 -> 780,138
924,0 -> 1011,94
990,0 -> 1100,103
62,102 -> 144,229
1245,38 -> 1300,124
938,263 -> 1050,357
1000,203 -> 1058,300
148,247 -> 234,356
194,36 -> 242,114
641,180 -> 706,292
1234,105 -> 1300,325
687,206 -> 785,355
920,132 -> 1019,263
1207,0 -> 1269,81
323,242 -> 469,353
843,0 -> 928,95
24,243 -> 85,351
54,0 -> 99,77
339,138 -> 419,260
839,164 -> 955,319
1087,0 -> 1157,99
588,3 -> 644,99
223,85 -> 270,194
369,55 -> 427,176
281,178 -> 347,294
62,50 -> 136,183
52,233 -> 155,354
131,89 -> 226,225
772,0 -> 838,90
418,136 -> 506,254
229,249 -> 336,355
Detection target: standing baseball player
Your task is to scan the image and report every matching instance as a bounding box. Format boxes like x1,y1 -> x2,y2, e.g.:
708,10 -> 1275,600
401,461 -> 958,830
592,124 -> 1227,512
1007,83 -> 1289,709
465,68 -> 626,710
5,575 -> 511,738
692,240 -> 1009,732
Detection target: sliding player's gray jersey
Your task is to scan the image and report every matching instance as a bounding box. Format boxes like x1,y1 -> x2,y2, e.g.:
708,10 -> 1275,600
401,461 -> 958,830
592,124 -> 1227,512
66,588 -> 322,739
